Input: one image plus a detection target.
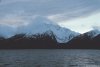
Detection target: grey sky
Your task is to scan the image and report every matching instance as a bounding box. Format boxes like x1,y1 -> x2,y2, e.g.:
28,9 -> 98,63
0,0 -> 100,33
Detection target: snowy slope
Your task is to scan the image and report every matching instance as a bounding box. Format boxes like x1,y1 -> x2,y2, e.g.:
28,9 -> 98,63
86,29 -> 100,38
18,16 -> 79,43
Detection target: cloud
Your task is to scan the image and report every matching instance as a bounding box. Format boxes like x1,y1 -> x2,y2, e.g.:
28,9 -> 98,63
93,26 -> 100,31
47,7 -> 97,22
0,14 -> 29,27
59,12 -> 100,33
0,0 -> 100,33
0,24 -> 16,38
0,0 -> 100,16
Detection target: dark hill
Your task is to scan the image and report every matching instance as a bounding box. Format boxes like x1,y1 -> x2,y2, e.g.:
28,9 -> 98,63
0,32 -> 100,49
66,33 -> 100,49
0,33 -> 59,49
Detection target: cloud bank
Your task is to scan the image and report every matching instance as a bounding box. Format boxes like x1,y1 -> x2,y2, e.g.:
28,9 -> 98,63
0,0 -> 100,33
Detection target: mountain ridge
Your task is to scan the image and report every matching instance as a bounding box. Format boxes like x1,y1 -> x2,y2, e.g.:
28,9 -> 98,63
0,27 -> 100,49
0,16 -> 79,43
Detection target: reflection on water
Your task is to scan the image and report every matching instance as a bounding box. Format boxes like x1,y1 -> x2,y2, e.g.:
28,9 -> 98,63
0,49 -> 100,67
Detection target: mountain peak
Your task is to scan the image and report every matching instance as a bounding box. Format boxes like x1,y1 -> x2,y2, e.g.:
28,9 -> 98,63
18,16 -> 79,43
0,16 -> 79,43
86,29 -> 100,38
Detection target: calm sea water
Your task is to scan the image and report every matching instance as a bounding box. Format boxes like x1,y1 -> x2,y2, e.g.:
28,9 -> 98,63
0,49 -> 100,67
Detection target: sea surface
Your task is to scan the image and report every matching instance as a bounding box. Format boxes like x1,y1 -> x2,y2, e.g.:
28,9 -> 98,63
0,49 -> 100,67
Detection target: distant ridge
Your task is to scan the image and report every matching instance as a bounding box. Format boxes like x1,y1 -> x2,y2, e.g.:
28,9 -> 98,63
0,17 -> 100,49
66,29 -> 100,49
0,29 -> 100,49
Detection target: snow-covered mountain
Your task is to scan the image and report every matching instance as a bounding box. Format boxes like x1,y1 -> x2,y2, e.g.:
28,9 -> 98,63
0,16 -> 79,43
16,16 -> 79,43
85,29 -> 100,38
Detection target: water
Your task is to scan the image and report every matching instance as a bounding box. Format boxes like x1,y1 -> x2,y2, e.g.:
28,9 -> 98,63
0,49 -> 100,67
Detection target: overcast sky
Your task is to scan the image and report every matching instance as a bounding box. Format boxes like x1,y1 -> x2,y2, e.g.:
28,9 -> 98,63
0,0 -> 100,33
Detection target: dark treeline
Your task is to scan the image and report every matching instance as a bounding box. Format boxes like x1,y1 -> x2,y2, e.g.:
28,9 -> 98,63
0,32 -> 100,49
